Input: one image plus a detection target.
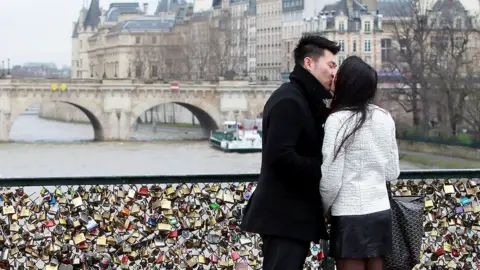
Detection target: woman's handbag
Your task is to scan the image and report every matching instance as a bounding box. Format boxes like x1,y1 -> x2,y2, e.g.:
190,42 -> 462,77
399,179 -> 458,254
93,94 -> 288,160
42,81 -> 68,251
384,181 -> 424,270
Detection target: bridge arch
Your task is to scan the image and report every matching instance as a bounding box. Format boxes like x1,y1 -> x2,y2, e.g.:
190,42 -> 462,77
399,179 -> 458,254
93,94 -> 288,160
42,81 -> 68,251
130,100 -> 221,135
9,98 -> 105,141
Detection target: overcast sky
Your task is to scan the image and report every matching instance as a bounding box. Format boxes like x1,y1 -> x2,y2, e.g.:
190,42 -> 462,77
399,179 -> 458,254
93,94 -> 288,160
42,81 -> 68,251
0,0 -> 161,68
0,0 -> 478,68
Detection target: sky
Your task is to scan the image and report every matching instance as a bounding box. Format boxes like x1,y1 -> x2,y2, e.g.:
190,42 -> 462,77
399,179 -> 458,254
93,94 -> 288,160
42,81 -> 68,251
0,0 -> 161,68
0,0 -> 478,68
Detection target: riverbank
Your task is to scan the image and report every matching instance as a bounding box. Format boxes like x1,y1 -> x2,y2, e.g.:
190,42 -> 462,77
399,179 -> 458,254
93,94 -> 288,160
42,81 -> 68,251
137,122 -> 200,128
399,150 -> 480,169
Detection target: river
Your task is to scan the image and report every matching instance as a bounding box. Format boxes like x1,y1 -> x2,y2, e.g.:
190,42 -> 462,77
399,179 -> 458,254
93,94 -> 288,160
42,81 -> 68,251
0,115 -> 419,178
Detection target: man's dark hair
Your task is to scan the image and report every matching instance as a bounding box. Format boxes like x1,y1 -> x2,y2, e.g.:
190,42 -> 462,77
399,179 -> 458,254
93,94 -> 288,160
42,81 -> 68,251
293,33 -> 341,65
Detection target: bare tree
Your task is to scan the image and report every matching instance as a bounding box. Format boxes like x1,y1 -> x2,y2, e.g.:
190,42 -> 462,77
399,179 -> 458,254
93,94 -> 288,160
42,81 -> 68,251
179,32 -> 195,80
209,10 -> 248,80
383,0 -> 437,134
463,82 -> 480,140
132,33 -> 169,79
179,24 -> 213,80
427,10 -> 480,136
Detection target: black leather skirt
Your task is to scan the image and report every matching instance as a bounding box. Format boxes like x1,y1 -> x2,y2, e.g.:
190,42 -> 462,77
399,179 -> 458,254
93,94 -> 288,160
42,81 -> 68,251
328,209 -> 392,259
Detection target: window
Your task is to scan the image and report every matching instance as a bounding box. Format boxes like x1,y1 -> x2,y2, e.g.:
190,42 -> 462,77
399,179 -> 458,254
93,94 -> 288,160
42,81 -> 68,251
381,38 -> 392,61
364,40 -> 371,52
364,20 -> 371,32
339,21 -> 345,31
338,56 -> 345,65
339,40 -> 345,52
352,40 -> 357,52
135,37 -> 141,44
152,36 -> 157,44
455,37 -> 464,48
455,19 -> 462,29
135,63 -> 142,78
151,65 -> 158,77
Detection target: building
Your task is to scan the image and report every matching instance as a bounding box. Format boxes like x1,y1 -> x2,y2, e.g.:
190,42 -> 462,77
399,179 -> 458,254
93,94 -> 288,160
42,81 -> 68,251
256,0 -> 282,80
71,0 -> 251,81
69,0 -> 197,124
246,0 -> 257,79
315,0 -> 385,69
280,0 -> 323,73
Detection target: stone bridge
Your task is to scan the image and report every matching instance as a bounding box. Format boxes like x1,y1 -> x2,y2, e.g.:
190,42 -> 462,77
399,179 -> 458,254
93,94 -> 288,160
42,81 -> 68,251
0,79 -> 276,141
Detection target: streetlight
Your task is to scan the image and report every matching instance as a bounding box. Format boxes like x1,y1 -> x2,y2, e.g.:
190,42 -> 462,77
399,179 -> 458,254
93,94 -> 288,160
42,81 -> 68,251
7,58 -> 10,75
103,61 -> 107,79
1,61 -> 4,77
90,62 -> 94,78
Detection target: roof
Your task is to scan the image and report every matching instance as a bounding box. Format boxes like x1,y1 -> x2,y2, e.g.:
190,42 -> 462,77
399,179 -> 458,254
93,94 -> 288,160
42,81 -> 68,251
431,0 -> 468,13
378,0 -> 413,17
105,3 -> 143,21
83,0 -> 101,29
108,16 -> 175,33
155,0 -> 187,13
321,0 -> 371,31
72,7 -> 87,38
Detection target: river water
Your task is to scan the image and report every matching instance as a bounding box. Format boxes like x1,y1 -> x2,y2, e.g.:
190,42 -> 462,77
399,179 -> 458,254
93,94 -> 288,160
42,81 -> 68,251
0,115 -> 419,178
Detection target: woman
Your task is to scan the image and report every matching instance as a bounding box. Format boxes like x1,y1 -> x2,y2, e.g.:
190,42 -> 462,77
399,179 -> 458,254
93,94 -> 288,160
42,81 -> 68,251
319,56 -> 400,270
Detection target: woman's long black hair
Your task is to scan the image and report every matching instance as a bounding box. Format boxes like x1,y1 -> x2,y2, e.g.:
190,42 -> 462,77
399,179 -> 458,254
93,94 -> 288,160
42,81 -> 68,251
330,56 -> 378,159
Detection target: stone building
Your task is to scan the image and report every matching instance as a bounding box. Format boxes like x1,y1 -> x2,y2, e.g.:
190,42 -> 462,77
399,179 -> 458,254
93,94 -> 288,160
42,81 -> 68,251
281,0 -> 323,73
256,0 -> 282,80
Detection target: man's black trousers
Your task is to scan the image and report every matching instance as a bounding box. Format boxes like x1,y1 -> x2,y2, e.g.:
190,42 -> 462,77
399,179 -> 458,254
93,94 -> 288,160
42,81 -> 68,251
260,234 -> 310,270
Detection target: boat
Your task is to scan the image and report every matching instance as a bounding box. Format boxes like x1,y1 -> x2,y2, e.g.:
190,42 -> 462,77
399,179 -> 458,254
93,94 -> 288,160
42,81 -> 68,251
209,120 -> 262,153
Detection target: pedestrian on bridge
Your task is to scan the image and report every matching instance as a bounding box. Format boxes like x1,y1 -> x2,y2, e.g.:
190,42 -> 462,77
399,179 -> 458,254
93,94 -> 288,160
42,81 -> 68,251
240,33 -> 340,270
319,56 -> 400,270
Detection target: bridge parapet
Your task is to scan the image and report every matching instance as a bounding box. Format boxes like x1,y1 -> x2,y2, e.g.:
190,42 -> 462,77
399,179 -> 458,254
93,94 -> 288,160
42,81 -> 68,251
0,170 -> 477,269
0,78 -> 411,93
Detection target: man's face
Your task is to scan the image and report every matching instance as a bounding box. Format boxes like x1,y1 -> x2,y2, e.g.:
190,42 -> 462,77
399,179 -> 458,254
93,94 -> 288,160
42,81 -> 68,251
304,50 -> 337,91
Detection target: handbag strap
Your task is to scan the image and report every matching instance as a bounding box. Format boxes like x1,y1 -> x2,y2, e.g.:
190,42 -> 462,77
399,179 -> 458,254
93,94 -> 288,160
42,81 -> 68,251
386,181 -> 393,199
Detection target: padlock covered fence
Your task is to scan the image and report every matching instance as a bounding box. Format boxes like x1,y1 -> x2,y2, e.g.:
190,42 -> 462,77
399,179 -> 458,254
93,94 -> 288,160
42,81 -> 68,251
0,169 -> 478,270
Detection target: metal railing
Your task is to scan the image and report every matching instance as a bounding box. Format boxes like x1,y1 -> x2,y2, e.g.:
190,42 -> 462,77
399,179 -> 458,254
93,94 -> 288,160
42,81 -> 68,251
0,169 -> 478,269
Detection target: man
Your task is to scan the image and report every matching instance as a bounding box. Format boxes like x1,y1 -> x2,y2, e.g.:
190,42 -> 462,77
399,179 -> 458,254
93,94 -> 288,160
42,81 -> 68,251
240,34 -> 340,269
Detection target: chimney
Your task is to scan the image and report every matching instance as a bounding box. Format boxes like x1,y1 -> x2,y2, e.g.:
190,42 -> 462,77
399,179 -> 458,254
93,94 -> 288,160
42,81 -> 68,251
346,0 -> 353,17
144,3 -> 149,14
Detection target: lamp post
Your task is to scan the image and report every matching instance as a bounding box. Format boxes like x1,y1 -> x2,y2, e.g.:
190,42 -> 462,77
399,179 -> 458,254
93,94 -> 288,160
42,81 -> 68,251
114,61 -> 118,78
1,61 -> 4,77
7,58 -> 10,75
90,62 -> 94,78
103,61 -> 107,79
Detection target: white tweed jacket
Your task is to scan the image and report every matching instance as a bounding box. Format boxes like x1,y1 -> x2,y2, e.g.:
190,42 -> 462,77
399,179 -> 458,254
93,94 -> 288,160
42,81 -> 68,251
319,105 -> 400,216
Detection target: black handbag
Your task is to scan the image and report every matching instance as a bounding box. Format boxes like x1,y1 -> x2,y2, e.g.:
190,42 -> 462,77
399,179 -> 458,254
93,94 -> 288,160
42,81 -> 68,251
384,181 -> 424,270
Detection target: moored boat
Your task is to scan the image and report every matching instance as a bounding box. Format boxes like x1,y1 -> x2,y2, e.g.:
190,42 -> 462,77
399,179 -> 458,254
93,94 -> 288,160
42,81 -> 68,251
209,121 -> 262,153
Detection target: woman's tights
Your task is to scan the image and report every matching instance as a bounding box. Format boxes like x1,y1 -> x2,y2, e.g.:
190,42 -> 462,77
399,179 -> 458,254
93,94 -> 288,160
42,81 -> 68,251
336,257 -> 384,270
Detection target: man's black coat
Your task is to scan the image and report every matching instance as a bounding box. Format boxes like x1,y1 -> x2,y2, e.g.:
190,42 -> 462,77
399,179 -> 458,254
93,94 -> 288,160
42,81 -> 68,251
240,65 -> 332,242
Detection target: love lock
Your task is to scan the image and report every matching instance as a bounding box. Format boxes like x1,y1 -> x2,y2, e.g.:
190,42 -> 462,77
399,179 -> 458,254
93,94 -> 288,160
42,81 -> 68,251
0,181 -> 331,269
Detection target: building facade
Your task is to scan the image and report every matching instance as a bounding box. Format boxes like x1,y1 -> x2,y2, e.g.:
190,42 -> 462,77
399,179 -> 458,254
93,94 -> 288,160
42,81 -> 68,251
256,0 -> 282,80
71,0 -> 251,81
317,0 -> 385,69
280,0 -> 323,73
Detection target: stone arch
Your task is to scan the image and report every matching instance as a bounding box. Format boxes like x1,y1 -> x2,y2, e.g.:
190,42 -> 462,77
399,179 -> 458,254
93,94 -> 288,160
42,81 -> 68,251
130,100 -> 221,135
9,98 -> 105,141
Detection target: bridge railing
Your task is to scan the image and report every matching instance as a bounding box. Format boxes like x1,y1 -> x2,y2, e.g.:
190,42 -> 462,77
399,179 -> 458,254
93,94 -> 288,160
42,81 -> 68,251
0,170 -> 478,269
